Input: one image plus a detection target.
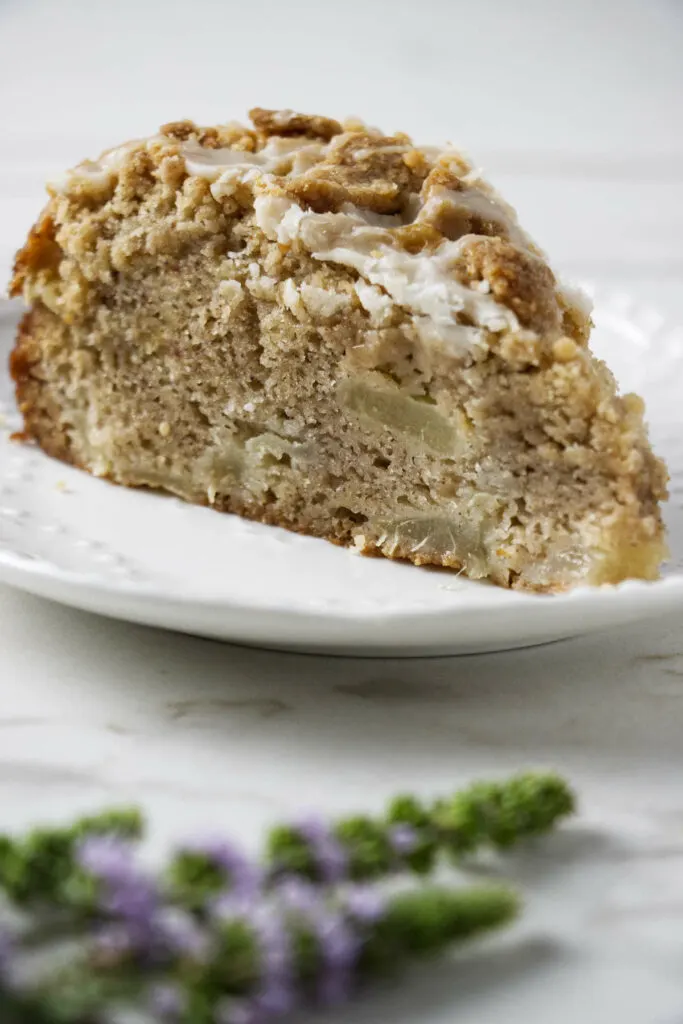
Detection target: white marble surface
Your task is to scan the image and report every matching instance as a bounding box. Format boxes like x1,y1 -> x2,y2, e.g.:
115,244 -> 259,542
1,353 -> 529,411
2,588 -> 683,1022
1,0 -> 683,1020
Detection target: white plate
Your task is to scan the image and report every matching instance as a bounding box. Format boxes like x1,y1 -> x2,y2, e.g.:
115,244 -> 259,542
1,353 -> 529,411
1,293 -> 682,656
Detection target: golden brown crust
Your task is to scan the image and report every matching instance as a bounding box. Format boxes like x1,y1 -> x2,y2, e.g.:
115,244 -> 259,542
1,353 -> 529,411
249,107 -> 342,141
453,236 -> 560,334
10,307 -> 76,463
392,223 -> 444,254
421,163 -> 467,193
282,132 -> 428,214
10,211 -> 60,297
159,120 -> 200,142
161,120 -> 258,152
420,168 -> 501,242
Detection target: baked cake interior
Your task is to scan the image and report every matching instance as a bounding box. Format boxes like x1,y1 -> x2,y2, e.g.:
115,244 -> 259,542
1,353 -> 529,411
9,108 -> 668,591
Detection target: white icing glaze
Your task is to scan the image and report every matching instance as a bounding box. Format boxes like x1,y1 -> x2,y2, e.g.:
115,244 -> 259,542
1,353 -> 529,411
182,144 -> 265,178
354,281 -> 394,322
47,125 -> 583,350
255,196 -> 307,243
254,194 -> 518,351
281,278 -> 303,315
49,140 -> 147,193
300,284 -> 350,318
340,203 -> 405,229
209,166 -> 262,200
181,136 -> 325,181
347,241 -> 514,337
558,279 -> 594,317
50,133 -> 324,193
421,185 -> 531,250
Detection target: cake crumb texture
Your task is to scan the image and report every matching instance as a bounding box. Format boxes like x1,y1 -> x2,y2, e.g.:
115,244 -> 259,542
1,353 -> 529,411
9,108 -> 668,591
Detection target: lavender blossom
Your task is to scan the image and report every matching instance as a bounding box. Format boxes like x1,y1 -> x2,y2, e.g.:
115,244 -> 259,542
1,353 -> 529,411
388,823 -> 419,857
212,890 -> 294,1019
149,981 -> 187,1020
316,908 -> 359,1005
0,774 -> 567,1021
268,772 -> 575,884
104,873 -> 157,927
211,888 -> 260,921
154,905 -> 208,961
277,878 -> 359,1006
76,835 -> 134,885
8,870 -> 519,1024
77,834 -> 159,957
344,885 -> 387,925
92,921 -> 137,962
249,903 -> 294,1017
216,1000 -> 260,1024
274,876 -> 320,916
181,839 -> 262,897
291,817 -> 347,885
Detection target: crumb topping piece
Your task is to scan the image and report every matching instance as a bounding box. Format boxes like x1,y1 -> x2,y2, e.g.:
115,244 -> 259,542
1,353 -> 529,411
452,237 -> 560,334
12,107 -> 592,355
281,132 -> 428,214
249,107 -> 343,141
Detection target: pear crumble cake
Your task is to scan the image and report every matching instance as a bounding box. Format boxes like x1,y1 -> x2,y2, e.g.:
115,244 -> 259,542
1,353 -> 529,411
9,107 -> 668,591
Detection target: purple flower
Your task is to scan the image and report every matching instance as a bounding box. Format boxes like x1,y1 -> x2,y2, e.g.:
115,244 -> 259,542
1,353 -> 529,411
344,885 -> 387,925
211,889 -> 260,922
92,922 -> 136,961
149,982 -> 186,1020
178,837 -> 261,899
213,892 -> 294,1019
154,906 -> 208,961
274,876 -> 320,916
92,904 -> 206,970
292,817 -> 347,884
250,903 -> 294,1017
277,878 -> 358,1007
77,835 -> 159,956
77,835 -> 155,921
104,873 -> 157,923
76,835 -> 133,884
389,823 -> 419,856
316,908 -> 358,1006
216,1000 -> 261,1024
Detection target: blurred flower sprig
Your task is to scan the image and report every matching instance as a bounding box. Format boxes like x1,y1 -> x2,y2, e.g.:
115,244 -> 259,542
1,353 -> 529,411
0,770 -> 574,1023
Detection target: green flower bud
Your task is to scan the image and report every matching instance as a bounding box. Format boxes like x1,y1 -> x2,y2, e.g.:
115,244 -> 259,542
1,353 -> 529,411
333,816 -> 393,880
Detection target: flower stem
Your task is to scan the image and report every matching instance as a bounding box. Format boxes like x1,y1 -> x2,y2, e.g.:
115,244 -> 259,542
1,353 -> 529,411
264,771 -> 574,885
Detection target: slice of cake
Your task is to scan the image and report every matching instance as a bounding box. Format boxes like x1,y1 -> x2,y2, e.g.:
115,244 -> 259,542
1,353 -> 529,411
8,108 -> 668,591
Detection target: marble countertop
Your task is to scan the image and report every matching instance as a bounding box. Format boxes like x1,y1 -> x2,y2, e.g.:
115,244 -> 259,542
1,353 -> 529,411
1,587 -> 683,1022
1,0 -> 683,1020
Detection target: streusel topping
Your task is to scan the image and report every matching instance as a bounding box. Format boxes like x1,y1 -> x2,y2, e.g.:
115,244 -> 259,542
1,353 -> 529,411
41,107 -> 590,357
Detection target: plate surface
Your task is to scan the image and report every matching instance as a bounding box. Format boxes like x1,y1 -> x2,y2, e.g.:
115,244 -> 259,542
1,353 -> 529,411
1,292 -> 682,656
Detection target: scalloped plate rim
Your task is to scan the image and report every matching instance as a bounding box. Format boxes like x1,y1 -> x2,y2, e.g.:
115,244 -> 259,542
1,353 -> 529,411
0,543 -> 682,616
